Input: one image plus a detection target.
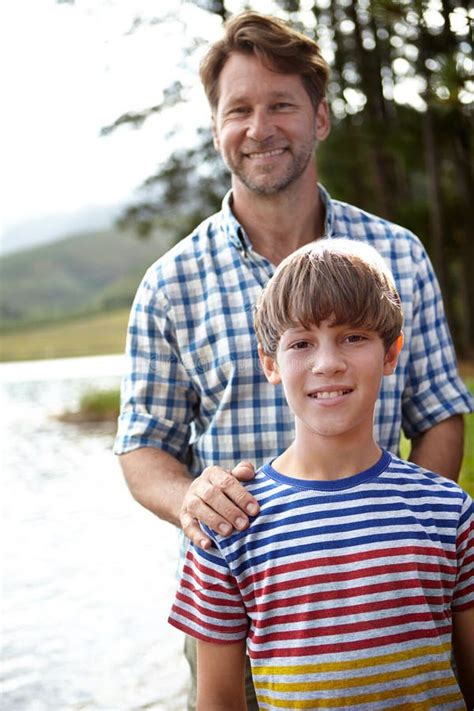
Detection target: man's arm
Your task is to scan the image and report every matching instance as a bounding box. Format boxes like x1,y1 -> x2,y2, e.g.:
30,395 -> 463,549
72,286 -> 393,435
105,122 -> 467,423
452,607 -> 474,710
119,447 -> 259,549
197,639 -> 247,711
409,414 -> 464,481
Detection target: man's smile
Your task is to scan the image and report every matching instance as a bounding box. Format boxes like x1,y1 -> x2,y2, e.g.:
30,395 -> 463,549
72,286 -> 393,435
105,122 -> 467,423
244,147 -> 288,159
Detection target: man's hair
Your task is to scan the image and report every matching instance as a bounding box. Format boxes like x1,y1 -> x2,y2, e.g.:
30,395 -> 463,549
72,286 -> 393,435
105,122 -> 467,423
254,239 -> 403,356
199,11 -> 330,111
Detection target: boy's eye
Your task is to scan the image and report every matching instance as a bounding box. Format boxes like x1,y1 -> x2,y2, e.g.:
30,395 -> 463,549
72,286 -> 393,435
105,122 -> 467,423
291,341 -> 310,350
345,334 -> 366,343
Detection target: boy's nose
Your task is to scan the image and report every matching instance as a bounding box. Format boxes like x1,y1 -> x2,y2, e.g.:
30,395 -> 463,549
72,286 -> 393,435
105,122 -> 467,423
309,347 -> 346,375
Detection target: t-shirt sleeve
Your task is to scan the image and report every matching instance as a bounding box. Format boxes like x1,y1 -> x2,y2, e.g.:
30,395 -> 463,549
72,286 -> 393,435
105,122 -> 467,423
114,269 -> 199,459
168,541 -> 249,644
400,241 -> 473,438
452,493 -> 474,612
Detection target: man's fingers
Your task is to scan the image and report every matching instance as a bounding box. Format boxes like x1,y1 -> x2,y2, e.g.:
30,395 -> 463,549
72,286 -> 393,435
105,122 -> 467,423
180,465 -> 259,542
181,511 -> 213,551
185,482 -> 248,533
231,460 -> 256,481
206,466 -> 259,518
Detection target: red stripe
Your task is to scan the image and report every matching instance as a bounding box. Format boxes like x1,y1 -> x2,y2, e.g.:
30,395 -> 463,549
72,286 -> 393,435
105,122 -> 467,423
183,555 -> 233,585
175,590 -> 246,621
249,610 -> 449,644
242,568 -> 453,603
252,592 -> 449,629
170,604 -> 248,635
248,578 -> 452,613
180,577 -> 242,606
249,625 -> 452,659
240,544 -> 455,589
169,616 -> 245,644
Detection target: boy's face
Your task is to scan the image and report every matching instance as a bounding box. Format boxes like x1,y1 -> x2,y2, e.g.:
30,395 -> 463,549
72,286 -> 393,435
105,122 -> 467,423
260,319 -> 402,445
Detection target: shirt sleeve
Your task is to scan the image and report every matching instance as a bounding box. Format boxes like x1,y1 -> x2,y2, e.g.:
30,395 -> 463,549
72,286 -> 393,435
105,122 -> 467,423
452,493 -> 474,611
113,268 -> 199,459
400,239 -> 473,438
168,541 -> 249,644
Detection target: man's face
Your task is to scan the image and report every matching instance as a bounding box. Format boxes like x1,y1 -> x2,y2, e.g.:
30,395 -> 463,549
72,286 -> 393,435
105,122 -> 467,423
212,52 -> 329,196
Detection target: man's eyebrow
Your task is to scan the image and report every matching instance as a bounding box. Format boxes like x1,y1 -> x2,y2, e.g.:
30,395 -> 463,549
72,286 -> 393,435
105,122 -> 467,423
223,90 -> 298,105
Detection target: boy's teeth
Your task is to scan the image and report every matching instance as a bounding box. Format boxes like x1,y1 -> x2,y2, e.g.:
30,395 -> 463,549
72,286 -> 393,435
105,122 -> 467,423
313,390 -> 346,399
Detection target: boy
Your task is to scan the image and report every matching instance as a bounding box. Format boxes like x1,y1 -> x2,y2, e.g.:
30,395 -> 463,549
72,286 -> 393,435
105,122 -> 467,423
169,239 -> 474,710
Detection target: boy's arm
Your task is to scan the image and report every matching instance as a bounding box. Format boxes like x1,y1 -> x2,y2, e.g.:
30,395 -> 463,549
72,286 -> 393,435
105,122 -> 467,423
197,639 -> 247,711
452,607 -> 474,710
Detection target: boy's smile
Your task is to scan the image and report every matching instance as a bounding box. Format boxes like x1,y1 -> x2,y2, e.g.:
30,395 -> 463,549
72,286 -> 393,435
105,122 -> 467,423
260,319 -> 402,477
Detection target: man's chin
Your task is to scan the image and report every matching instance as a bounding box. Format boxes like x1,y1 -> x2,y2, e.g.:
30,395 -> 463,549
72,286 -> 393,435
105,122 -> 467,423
238,174 -> 293,196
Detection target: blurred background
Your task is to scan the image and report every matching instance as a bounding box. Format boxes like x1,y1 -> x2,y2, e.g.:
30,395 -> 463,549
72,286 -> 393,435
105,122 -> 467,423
1,0 -> 473,709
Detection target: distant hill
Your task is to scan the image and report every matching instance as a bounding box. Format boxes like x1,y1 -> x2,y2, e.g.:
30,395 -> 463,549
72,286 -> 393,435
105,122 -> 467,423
0,227 -> 174,330
0,203 -> 123,256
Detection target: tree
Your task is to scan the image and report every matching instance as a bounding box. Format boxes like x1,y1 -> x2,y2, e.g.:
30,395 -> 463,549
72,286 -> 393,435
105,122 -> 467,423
103,0 -> 473,353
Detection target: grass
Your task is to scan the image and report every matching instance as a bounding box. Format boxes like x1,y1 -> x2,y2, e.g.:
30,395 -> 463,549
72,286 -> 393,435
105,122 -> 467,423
58,388 -> 121,424
0,308 -> 130,362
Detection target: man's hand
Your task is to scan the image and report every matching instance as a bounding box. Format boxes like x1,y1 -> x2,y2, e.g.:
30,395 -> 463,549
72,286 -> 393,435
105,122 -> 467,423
180,461 -> 259,550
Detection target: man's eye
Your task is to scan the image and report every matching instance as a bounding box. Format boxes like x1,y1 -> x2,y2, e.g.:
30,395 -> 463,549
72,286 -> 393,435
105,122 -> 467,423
230,107 -> 249,115
273,103 -> 292,110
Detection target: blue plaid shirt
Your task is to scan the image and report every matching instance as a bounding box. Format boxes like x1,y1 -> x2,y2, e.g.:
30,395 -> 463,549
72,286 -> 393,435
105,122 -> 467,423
115,186 -> 473,475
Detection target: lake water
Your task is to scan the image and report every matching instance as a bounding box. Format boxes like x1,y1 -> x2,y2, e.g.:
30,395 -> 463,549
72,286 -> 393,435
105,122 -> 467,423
0,355 -> 189,711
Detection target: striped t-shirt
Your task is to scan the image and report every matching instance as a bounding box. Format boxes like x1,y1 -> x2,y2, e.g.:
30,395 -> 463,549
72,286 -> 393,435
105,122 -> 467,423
169,451 -> 474,710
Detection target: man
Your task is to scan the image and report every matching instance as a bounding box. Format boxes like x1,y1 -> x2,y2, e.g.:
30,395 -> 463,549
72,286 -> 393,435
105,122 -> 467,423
115,11 -> 473,709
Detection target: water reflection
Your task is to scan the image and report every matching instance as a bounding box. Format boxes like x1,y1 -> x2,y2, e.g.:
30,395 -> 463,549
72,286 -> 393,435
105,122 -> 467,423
1,356 -> 189,710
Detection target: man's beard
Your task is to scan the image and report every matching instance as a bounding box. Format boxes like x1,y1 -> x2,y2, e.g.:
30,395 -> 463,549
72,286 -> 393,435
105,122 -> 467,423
225,139 -> 316,196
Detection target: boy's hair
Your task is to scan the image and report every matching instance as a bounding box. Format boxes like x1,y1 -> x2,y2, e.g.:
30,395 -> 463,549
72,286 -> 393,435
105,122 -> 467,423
255,238 -> 403,356
199,11 -> 329,112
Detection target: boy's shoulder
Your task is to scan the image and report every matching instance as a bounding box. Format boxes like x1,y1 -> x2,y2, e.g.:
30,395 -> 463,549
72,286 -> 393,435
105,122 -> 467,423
247,453 -> 470,504
375,454 -> 473,515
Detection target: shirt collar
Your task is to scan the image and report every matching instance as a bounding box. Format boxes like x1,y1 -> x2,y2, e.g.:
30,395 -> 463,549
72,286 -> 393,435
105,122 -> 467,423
220,185 -> 336,252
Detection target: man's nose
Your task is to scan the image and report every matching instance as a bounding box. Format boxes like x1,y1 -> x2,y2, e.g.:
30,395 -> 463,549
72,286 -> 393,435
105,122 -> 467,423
246,108 -> 274,142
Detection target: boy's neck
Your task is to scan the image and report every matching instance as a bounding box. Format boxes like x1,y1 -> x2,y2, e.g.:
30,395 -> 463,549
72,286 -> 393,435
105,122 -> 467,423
273,435 -> 383,482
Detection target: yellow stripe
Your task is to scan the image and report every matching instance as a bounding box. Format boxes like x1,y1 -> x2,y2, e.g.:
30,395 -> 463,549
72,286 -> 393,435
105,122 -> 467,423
384,694 -> 465,711
251,641 -> 450,677
256,676 -> 458,708
253,659 -> 450,692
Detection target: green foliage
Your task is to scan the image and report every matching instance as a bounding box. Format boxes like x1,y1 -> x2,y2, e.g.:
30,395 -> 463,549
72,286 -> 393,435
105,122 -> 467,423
459,378 -> 474,497
0,229 -> 172,331
107,0 -> 473,353
79,389 -> 121,420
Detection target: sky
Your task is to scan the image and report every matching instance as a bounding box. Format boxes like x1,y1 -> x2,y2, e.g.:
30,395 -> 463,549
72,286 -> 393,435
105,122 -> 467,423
1,0 -> 471,250
0,0 -> 224,241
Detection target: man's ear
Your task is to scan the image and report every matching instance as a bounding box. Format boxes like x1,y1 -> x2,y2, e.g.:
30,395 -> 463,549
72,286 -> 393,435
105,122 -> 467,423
383,333 -> 404,376
212,115 -> 220,151
258,345 -> 281,385
315,98 -> 331,142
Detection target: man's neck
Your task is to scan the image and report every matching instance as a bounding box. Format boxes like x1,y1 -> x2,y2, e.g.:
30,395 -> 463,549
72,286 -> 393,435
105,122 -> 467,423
231,174 -> 325,265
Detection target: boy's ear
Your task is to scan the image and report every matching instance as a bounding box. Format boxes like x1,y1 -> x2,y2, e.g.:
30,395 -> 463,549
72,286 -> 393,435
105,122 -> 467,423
383,333 -> 404,376
258,345 -> 281,385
